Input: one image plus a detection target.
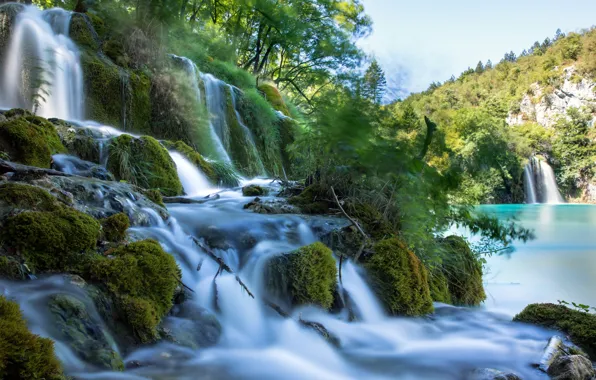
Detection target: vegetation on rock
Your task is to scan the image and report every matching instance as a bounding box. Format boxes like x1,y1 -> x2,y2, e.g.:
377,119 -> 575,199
242,185 -> 267,197
0,295 -> 64,379
266,242 -> 337,310
106,134 -> 183,196
258,84 -> 290,116
101,213 -> 130,242
365,238 -> 433,316
288,184 -> 331,214
0,182 -> 59,212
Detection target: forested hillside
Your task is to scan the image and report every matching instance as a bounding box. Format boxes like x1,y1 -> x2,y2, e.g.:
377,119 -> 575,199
397,28 -> 596,203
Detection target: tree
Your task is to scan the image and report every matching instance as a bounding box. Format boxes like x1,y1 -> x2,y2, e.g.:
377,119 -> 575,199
485,60 -> 493,69
475,61 -> 484,74
503,51 -> 516,62
555,28 -> 565,40
363,59 -> 387,104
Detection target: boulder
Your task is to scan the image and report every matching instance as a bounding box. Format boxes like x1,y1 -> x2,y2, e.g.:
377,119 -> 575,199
242,184 -> 267,197
547,355 -> 595,380
468,368 -> 521,380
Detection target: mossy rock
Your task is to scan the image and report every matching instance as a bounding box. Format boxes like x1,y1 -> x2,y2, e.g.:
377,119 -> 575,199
0,295 -> 64,379
106,134 -> 183,196
81,52 -> 121,127
428,269 -> 452,304
89,240 -> 180,343
129,71 -> 151,133
0,182 -> 59,212
1,207 -> 100,272
0,114 -> 66,168
53,120 -> 100,163
103,37 -> 129,68
365,238 -> 433,316
438,235 -> 486,306
288,184 -> 332,214
278,117 -> 296,176
0,255 -> 26,280
265,242 -> 337,310
69,13 -> 100,51
101,213 -> 130,242
258,84 -> 290,116
47,294 -> 124,371
86,12 -> 107,40
140,188 -> 165,208
514,303 -> 596,358
0,4 -> 25,62
345,200 -> 395,241
242,185 -> 267,197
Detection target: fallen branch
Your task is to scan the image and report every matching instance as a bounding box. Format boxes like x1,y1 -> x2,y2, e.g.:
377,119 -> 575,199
175,276 -> 195,293
330,186 -> 369,262
0,159 -> 70,177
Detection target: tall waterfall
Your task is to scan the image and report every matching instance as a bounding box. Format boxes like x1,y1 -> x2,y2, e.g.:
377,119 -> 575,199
0,6 -> 84,120
168,151 -> 216,197
524,157 -> 565,204
201,73 -> 231,152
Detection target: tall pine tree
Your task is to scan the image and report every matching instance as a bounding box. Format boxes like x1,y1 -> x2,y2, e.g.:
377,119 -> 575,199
364,59 -> 387,104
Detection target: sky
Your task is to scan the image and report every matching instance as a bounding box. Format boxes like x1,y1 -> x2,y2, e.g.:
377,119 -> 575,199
359,0 -> 596,100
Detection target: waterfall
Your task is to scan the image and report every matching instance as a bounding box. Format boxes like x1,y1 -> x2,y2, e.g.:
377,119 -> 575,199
228,86 -> 267,176
0,6 -> 84,120
169,151 -> 216,197
201,73 -> 231,152
524,157 -> 565,204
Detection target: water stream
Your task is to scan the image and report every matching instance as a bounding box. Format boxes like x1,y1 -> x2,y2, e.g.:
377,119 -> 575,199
524,157 -> 565,204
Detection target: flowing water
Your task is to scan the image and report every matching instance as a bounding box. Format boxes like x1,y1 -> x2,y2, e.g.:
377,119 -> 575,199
524,157 -> 565,204
169,151 -> 217,197
0,6 -> 83,120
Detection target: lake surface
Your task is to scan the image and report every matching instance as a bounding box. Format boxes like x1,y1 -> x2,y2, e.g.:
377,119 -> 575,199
480,204 -> 596,315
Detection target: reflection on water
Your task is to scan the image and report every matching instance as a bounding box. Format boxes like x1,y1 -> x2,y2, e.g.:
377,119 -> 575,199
480,204 -> 596,315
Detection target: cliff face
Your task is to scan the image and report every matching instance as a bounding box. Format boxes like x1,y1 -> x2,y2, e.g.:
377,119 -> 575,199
507,66 -> 596,128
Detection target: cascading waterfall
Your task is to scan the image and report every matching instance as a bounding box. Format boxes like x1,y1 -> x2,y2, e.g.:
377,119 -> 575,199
169,151 -> 217,197
201,73 -> 232,153
228,86 -> 267,176
0,6 -> 83,120
524,157 -> 565,204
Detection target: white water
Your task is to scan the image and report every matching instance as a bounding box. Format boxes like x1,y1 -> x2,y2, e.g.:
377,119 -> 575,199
169,151 -> 217,197
0,6 -> 83,120
524,157 -> 565,204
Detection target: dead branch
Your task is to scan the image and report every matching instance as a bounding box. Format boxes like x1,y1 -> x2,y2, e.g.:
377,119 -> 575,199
0,159 -> 70,177
330,186 -> 369,262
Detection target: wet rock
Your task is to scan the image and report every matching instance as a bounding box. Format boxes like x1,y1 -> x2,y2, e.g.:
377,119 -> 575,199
202,225 -> 233,250
163,196 -> 207,204
243,196 -> 300,214
52,121 -> 101,163
469,368 -> 521,380
161,304 -> 222,349
547,355 -> 595,380
47,293 -> 124,371
52,154 -> 114,181
242,184 -> 267,196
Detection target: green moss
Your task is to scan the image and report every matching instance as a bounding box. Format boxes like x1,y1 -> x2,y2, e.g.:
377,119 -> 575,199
0,114 -> 66,168
0,182 -> 59,211
69,13 -> 99,51
288,184 -> 331,214
0,256 -> 24,280
438,236 -> 486,306
101,213 -> 130,242
89,240 -> 180,343
258,84 -> 290,116
266,242 -> 337,310
278,117 -> 297,175
54,122 -> 100,163
103,37 -> 129,68
140,189 -> 165,208
106,135 -> 183,196
346,200 -> 395,241
0,296 -> 64,379
129,71 -> 151,133
1,208 -> 100,272
365,238 -> 433,316
242,185 -> 267,197
86,12 -> 107,40
81,52 -> 121,127
428,269 -> 452,304
514,303 -> 596,357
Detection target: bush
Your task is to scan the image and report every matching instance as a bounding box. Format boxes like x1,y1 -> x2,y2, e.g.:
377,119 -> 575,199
0,296 -> 64,379
438,235 -> 486,306
101,213 -> 130,242
514,303 -> 596,357
2,208 -> 100,272
0,114 -> 66,168
106,134 -> 183,196
365,238 -> 433,316
265,242 -> 337,310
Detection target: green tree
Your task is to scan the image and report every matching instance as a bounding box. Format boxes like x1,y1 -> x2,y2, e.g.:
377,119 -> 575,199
475,61 -> 484,74
363,59 -> 387,103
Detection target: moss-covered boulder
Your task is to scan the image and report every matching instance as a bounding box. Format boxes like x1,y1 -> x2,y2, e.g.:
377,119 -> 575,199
1,207 -> 101,272
0,182 -> 59,213
438,235 -> 486,306
428,269 -> 452,304
258,84 -> 290,116
242,185 -> 267,197
345,200 -> 395,241
81,52 -> 121,127
129,71 -> 152,133
89,240 -> 180,343
0,255 -> 25,280
53,120 -> 100,163
265,242 -> 337,310
514,303 -> 596,357
47,294 -> 124,371
106,134 -> 183,196
101,213 -> 130,242
140,188 -> 165,208
288,184 -> 332,214
365,238 -> 433,316
0,113 -> 66,168
0,296 -> 64,379
69,13 -> 100,51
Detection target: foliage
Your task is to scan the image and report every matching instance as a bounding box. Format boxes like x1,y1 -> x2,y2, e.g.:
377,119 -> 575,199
365,238 -> 433,316
288,184 -> 331,214
0,296 -> 64,379
363,59 -> 386,104
101,213 -> 130,242
514,303 -> 596,357
266,242 -> 337,310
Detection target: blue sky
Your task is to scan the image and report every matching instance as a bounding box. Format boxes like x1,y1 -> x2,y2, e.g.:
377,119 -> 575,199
359,0 -> 596,99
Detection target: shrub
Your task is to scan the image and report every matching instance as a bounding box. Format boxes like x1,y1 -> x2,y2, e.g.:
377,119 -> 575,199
0,296 -> 64,379
365,238 -> 433,316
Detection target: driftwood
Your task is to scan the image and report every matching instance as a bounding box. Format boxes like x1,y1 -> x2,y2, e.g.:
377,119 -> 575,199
330,186 -> 370,263
0,159 -> 70,177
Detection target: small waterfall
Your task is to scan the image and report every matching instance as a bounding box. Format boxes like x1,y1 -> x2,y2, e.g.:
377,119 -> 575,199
169,151 -> 216,197
170,54 -> 231,163
201,73 -> 231,152
340,261 -> 385,322
0,6 -> 84,120
524,157 -> 565,204
228,86 -> 266,176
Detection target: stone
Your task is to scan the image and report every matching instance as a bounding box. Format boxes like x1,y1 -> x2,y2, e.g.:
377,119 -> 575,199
469,368 -> 521,380
547,355 -> 595,380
